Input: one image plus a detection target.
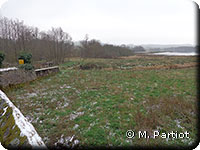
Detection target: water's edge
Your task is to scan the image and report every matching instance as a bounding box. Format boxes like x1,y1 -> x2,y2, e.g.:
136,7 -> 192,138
152,52 -> 197,56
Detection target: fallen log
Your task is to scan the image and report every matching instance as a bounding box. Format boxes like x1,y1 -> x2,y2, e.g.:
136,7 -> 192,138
35,66 -> 59,77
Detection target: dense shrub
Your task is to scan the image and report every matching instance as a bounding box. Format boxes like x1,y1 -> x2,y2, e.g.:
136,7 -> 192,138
19,64 -> 34,71
18,51 -> 34,70
0,51 -> 5,68
18,51 -> 32,64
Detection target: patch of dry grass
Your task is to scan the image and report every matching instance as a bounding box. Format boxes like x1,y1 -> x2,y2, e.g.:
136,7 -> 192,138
133,96 -> 197,146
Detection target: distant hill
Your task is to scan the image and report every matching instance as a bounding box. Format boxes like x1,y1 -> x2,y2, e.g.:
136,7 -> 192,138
140,44 -> 193,50
145,46 -> 196,53
75,42 -> 197,53
162,46 -> 197,53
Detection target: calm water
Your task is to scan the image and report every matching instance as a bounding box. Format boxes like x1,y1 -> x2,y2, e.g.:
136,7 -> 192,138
153,52 -> 198,56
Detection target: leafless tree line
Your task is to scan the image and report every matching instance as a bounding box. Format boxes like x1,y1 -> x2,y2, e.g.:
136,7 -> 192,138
0,17 -> 73,64
79,35 -> 135,58
0,17 -> 139,64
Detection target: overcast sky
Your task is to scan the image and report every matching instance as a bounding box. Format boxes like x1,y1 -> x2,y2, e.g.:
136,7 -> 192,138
0,0 -> 197,45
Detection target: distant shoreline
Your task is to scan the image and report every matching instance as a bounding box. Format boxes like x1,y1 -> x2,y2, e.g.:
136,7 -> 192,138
152,52 -> 197,56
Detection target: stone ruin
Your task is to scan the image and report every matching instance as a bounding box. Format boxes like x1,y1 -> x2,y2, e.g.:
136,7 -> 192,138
0,66 -> 59,89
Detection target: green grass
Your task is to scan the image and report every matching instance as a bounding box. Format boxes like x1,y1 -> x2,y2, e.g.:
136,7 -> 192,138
5,55 -> 198,147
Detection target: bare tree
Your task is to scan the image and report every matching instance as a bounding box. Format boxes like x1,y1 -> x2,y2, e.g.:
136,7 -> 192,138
0,17 -> 135,65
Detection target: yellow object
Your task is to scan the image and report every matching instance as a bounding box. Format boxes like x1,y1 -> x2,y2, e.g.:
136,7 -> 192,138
19,59 -> 24,65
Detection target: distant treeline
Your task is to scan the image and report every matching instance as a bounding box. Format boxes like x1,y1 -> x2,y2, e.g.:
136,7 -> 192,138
162,46 -> 197,53
148,46 -> 197,53
0,17 -> 145,64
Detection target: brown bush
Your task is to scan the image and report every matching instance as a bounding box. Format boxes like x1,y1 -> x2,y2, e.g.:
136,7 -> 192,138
79,62 -> 108,70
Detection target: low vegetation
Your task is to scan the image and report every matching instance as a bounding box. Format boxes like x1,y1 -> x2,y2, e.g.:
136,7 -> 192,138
0,51 -> 5,68
4,55 -> 197,148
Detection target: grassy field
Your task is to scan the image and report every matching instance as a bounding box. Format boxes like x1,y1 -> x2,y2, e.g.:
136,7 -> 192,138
4,55 -> 198,148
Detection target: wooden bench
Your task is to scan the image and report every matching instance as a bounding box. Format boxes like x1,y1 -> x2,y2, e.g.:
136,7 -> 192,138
35,66 -> 59,77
